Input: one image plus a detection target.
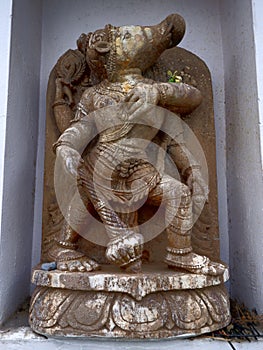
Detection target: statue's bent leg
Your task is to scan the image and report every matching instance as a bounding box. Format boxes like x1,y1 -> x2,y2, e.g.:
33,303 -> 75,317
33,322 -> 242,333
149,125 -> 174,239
148,174 -> 192,253
105,210 -> 143,272
48,191 -> 100,272
148,175 -> 225,276
80,173 -> 143,272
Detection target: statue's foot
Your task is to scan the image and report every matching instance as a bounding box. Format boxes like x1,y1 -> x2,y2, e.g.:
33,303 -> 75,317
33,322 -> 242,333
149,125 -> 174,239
57,256 -> 100,272
164,251 -> 226,276
48,242 -> 100,272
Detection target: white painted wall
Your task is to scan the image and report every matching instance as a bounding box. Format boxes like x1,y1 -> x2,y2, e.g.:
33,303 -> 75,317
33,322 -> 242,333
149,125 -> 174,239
0,0 -> 42,324
0,1 -> 12,248
220,0 -> 263,313
0,0 -> 13,325
252,0 -> 263,165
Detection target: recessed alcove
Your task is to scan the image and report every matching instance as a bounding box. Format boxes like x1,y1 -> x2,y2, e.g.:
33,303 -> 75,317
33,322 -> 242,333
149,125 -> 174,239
0,0 -> 262,326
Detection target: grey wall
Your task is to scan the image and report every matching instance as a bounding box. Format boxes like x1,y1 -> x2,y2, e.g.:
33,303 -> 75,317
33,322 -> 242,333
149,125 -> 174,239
220,0 -> 263,313
0,0 -> 42,324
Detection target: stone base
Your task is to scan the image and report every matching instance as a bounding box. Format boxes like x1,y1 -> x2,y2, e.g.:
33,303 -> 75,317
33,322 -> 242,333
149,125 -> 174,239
29,264 -> 231,339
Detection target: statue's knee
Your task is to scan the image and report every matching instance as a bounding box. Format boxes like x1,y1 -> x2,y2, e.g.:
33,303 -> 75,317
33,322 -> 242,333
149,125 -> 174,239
181,183 -> 191,198
163,180 -> 190,199
179,184 -> 191,206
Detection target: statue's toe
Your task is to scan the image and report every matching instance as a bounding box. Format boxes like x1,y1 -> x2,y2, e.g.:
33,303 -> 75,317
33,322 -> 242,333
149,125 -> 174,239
78,264 -> 86,272
82,261 -> 92,272
200,261 -> 225,276
87,258 -> 100,271
57,262 -> 68,271
81,260 -> 97,272
56,257 -> 100,272
68,260 -> 81,272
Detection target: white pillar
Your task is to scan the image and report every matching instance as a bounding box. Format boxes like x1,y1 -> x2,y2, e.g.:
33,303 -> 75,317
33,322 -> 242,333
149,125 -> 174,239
252,0 -> 263,164
0,0 -> 42,324
220,0 -> 263,313
0,0 -> 14,325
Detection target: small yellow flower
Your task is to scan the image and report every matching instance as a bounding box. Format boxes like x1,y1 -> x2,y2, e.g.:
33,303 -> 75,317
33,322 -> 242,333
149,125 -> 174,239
167,70 -> 182,83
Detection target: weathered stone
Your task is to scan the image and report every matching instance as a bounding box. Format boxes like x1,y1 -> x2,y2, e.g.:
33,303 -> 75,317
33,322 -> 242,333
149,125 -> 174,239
30,280 -> 230,338
30,13 -> 231,338
32,263 -> 229,300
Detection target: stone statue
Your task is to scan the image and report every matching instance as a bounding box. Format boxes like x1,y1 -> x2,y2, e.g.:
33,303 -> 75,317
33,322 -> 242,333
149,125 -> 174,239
30,14 -> 231,338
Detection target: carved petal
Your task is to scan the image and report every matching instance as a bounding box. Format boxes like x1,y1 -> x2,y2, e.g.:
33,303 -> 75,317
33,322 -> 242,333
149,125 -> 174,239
197,285 -> 230,323
29,287 -> 74,328
112,294 -> 167,331
165,290 -> 209,330
65,292 -> 114,331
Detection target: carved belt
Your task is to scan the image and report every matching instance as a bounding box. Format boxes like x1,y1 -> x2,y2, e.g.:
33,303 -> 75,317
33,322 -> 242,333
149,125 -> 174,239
116,158 -> 148,178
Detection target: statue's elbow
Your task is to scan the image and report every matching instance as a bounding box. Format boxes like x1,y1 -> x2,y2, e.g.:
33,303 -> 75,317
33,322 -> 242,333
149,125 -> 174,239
173,88 -> 203,115
192,88 -> 202,109
185,88 -> 202,114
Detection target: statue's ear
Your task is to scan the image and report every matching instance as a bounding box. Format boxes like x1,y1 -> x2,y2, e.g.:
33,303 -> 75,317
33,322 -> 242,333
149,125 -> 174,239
94,41 -> 111,54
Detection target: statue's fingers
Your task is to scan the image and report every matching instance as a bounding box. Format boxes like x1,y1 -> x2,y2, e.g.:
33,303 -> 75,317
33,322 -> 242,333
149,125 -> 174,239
127,100 -> 143,115
106,245 -> 121,263
124,91 -> 138,102
118,248 -> 133,264
133,244 -> 143,258
128,93 -> 141,103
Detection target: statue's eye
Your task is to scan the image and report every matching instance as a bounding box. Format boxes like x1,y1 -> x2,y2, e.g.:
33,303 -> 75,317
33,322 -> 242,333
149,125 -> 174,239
123,32 -> 131,40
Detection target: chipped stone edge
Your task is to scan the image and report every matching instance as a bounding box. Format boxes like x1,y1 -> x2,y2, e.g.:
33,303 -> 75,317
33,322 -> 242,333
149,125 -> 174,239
32,264 -> 229,300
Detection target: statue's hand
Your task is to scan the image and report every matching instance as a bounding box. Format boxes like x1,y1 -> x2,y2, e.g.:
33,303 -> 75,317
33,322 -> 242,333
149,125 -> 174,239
124,84 -> 159,121
54,78 -> 74,106
125,83 -> 159,105
106,233 -> 144,266
56,145 -> 82,180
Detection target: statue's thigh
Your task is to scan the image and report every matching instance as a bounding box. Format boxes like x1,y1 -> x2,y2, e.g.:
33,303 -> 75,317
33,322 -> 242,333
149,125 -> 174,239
147,174 -> 186,206
65,191 -> 90,218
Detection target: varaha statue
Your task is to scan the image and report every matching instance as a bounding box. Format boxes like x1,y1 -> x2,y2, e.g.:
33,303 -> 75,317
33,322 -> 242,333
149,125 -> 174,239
30,14 -> 231,338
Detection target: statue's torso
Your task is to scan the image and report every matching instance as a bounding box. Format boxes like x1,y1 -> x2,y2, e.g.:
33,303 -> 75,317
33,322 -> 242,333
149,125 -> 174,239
82,79 -> 162,203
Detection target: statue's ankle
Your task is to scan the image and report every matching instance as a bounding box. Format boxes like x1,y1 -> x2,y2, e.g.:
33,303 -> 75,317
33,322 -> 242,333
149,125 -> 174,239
47,239 -> 81,262
165,246 -> 193,256
54,238 -> 78,250
164,249 -> 209,271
